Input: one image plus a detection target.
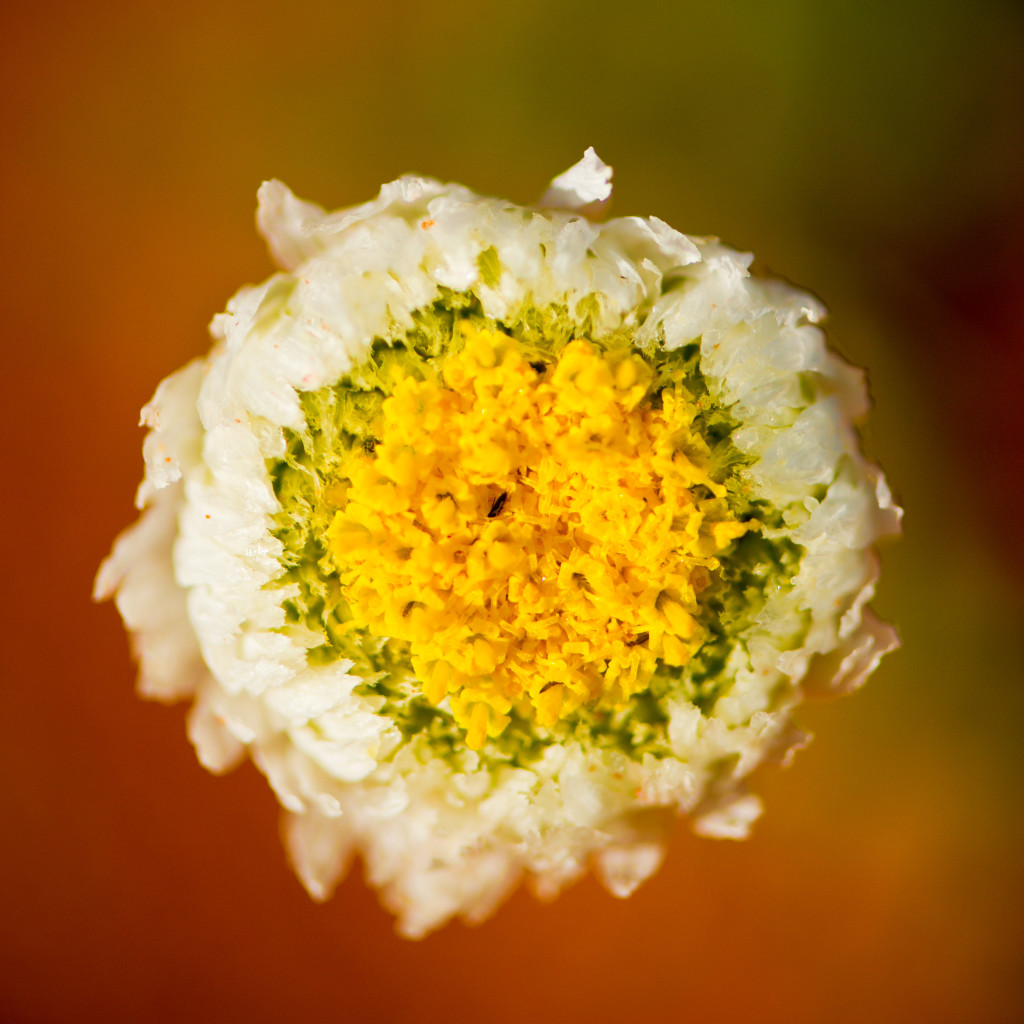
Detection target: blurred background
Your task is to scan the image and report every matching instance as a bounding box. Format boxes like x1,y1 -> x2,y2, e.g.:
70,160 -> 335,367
2,1 -> 1023,1020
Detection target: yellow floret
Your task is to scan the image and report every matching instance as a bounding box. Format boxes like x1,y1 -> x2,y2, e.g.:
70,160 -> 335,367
324,324 -> 751,747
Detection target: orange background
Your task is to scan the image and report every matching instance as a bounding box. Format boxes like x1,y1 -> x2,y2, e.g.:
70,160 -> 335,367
3,2 -> 1023,1021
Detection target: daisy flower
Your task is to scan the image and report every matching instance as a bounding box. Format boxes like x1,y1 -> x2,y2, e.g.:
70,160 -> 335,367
97,150 -> 900,937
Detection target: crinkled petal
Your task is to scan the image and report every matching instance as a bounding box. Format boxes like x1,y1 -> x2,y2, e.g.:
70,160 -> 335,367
540,146 -> 614,210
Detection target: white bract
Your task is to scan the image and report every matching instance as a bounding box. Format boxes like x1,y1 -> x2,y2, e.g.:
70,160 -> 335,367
97,150 -> 900,937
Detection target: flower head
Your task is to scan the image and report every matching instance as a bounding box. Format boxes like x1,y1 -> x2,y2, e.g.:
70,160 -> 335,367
97,150 -> 900,937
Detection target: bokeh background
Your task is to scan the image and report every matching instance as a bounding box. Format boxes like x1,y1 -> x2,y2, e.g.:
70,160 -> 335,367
3,1 -> 1023,1021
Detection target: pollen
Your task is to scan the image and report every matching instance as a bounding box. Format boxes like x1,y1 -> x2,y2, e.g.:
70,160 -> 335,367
325,324 -> 751,748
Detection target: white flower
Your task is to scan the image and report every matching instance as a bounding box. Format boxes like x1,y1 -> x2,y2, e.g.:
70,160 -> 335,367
97,150 -> 901,937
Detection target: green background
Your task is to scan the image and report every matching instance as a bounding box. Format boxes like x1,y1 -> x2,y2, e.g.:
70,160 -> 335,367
3,1 -> 1022,1020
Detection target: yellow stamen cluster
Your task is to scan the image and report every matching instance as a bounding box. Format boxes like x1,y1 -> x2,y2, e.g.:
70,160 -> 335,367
325,325 -> 749,749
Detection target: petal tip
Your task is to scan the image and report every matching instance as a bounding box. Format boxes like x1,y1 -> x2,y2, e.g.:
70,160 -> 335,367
541,147 -> 614,211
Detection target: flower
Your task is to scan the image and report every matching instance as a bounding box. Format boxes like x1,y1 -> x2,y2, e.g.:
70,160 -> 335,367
96,150 -> 901,937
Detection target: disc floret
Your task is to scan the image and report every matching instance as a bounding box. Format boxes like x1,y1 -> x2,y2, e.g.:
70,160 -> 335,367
325,324 -> 751,748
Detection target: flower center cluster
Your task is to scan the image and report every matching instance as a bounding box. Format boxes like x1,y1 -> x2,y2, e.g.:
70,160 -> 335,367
325,325 -> 749,748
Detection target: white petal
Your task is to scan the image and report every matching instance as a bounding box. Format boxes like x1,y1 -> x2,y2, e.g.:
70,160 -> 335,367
594,841 -> 667,898
540,146 -> 613,209
693,793 -> 763,840
284,809 -> 356,901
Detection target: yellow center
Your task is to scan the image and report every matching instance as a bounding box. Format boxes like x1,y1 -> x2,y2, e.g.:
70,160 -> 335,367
325,325 -> 749,748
